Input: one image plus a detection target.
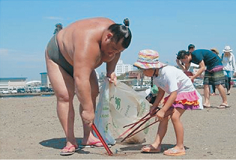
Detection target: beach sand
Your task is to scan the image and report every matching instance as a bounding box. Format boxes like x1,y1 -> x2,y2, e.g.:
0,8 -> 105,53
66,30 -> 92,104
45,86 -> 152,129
0,88 -> 236,159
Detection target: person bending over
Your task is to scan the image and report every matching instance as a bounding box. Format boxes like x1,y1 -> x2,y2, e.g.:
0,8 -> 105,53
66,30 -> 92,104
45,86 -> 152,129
45,17 -> 132,155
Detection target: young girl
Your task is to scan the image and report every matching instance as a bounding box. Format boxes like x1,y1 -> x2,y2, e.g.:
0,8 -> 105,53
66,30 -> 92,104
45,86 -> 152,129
133,49 -> 199,156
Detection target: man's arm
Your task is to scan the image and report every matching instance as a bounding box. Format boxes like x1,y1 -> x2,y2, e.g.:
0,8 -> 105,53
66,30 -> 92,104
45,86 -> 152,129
106,53 -> 121,85
191,60 -> 205,80
73,37 -> 100,125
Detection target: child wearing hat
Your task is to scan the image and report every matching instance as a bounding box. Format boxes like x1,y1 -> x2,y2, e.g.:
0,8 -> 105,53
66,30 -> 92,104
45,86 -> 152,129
134,49 -> 199,156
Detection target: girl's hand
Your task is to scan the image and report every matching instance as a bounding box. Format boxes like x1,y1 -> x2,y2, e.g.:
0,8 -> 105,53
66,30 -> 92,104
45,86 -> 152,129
156,109 -> 165,121
149,105 -> 158,115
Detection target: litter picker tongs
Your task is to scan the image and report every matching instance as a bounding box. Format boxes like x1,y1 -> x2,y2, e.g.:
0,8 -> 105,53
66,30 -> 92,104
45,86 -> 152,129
92,123 -> 113,156
120,107 -> 173,143
119,107 -> 160,143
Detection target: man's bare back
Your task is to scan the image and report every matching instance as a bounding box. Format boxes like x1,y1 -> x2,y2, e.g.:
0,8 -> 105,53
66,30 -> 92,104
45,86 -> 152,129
57,17 -> 115,69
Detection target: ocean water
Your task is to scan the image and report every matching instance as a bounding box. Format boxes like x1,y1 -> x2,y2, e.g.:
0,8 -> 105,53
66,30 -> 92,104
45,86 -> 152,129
0,93 -> 54,98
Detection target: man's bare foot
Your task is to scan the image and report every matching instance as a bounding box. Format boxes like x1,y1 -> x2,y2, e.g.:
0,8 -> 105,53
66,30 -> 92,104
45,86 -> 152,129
141,144 -> 161,153
81,136 -> 103,147
163,146 -> 185,156
203,103 -> 211,108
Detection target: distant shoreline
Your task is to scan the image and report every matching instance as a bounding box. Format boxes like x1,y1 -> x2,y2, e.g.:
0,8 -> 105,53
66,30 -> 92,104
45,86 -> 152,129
0,92 -> 54,98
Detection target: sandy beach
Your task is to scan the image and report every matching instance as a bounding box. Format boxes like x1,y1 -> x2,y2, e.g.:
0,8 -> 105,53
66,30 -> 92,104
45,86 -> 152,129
0,88 -> 236,159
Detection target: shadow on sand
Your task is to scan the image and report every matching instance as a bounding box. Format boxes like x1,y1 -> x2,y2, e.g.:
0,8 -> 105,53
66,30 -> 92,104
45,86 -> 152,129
119,143 -> 189,153
39,137 -> 90,154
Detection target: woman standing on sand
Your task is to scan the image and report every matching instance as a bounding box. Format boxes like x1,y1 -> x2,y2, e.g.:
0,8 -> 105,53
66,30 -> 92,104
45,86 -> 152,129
221,46 -> 236,95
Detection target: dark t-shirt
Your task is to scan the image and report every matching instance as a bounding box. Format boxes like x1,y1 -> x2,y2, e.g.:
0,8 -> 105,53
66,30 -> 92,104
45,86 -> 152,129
191,49 -> 222,70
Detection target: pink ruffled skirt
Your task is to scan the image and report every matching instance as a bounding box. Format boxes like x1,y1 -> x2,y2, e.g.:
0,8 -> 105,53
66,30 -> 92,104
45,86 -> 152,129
164,90 -> 199,110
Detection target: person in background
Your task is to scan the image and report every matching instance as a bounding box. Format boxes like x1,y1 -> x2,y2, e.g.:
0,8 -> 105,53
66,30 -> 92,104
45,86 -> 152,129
45,17 -> 132,156
188,44 -> 195,53
209,48 -> 220,96
221,46 -> 236,95
180,44 -> 195,68
176,49 -> 229,109
53,23 -> 63,34
134,49 -> 199,156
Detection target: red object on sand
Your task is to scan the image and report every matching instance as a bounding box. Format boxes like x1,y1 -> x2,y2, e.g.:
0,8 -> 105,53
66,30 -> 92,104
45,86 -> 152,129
91,124 -> 113,156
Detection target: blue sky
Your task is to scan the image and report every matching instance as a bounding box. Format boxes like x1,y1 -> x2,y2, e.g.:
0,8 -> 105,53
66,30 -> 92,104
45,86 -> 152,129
0,0 -> 236,81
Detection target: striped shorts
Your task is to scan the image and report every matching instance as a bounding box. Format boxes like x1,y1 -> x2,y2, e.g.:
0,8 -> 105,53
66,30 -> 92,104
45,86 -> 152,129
204,65 -> 225,85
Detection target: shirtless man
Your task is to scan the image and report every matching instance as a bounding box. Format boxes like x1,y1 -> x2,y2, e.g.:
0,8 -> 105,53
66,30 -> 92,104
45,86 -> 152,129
45,17 -> 132,155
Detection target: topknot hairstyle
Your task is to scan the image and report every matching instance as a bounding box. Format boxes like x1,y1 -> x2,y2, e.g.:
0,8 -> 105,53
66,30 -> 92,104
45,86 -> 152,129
108,18 -> 132,48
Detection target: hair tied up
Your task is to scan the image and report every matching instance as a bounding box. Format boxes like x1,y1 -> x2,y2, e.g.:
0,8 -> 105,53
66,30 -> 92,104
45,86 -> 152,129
108,18 -> 132,48
123,18 -> 130,38
123,18 -> 130,27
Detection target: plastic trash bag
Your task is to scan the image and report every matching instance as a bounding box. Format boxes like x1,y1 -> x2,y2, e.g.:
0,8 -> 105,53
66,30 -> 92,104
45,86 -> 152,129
109,80 -> 151,144
94,79 -> 116,145
94,79 -> 151,144
196,90 -> 203,110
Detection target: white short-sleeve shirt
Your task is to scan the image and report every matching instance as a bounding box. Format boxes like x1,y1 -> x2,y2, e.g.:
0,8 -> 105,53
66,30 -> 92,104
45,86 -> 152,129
153,66 -> 195,94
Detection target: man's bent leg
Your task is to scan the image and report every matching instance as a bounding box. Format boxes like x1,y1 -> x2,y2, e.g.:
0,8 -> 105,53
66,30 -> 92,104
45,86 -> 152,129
46,51 -> 77,149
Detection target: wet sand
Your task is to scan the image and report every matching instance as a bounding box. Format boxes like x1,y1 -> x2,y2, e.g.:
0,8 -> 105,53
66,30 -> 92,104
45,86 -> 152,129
0,88 -> 236,159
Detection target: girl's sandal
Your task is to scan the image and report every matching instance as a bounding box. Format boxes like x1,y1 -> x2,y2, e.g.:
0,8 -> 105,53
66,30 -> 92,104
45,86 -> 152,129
163,148 -> 185,156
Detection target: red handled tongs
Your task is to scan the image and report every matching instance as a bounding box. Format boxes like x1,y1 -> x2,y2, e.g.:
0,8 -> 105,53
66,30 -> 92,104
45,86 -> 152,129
119,107 -> 161,143
92,124 -> 113,156
120,107 -> 173,143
